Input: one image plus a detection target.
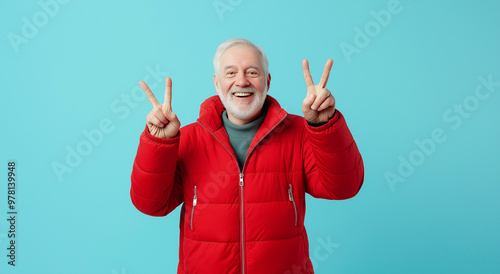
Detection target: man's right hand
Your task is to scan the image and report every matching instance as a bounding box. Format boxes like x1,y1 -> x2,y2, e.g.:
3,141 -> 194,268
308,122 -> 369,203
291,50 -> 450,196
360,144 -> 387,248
139,77 -> 180,139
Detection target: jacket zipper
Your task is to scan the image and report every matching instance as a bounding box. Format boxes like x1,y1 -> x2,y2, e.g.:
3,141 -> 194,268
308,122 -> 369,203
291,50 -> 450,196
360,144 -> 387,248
197,114 -> 287,274
239,173 -> 245,273
288,184 -> 298,226
191,185 -> 197,230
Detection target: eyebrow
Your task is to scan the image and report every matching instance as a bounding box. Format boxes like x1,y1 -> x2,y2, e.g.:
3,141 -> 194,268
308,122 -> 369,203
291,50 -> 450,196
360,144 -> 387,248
223,65 -> 261,71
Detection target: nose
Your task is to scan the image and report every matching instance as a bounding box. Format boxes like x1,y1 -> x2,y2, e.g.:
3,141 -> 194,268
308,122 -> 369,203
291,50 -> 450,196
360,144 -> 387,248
235,72 -> 250,87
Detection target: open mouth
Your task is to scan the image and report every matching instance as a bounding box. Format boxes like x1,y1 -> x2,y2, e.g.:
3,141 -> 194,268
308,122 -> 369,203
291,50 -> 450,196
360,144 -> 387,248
233,92 -> 253,98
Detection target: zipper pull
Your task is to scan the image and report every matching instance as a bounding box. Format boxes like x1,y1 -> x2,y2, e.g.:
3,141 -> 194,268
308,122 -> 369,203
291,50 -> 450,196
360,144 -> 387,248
193,186 -> 197,206
288,184 -> 293,201
239,173 -> 244,187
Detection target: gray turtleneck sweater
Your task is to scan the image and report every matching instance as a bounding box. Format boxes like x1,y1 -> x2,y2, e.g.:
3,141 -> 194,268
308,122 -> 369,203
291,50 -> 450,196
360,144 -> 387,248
221,109 -> 266,170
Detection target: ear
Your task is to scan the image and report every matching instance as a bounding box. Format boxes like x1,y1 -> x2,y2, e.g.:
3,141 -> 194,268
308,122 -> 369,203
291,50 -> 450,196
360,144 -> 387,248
266,73 -> 271,92
213,74 -> 220,94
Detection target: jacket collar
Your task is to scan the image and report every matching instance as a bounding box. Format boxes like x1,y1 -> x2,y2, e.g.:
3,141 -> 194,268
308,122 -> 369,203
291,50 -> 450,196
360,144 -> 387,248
197,94 -> 287,134
196,95 -> 288,165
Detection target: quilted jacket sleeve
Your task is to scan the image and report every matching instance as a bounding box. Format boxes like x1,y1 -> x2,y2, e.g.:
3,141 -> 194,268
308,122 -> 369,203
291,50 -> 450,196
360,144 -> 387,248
303,110 -> 364,200
130,125 -> 184,216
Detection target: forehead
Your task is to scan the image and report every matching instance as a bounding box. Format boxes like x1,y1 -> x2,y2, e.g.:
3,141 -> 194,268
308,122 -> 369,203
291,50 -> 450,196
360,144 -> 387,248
220,45 -> 262,68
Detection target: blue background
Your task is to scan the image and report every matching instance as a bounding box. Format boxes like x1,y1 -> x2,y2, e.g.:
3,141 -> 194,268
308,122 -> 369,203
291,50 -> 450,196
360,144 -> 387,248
1,0 -> 499,273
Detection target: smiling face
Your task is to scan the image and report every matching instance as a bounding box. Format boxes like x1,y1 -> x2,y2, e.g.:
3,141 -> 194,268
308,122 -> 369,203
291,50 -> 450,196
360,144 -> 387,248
214,44 -> 271,125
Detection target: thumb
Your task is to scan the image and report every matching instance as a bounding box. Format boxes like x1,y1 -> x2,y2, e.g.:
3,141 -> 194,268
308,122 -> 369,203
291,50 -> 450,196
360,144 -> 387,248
164,110 -> 181,128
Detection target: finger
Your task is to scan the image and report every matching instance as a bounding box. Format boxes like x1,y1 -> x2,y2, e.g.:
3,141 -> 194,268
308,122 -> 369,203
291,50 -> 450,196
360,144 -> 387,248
151,107 -> 169,124
302,59 -> 315,87
147,113 -> 166,128
163,77 -> 172,111
164,110 -> 181,130
139,81 -> 160,107
317,95 -> 335,112
311,88 -> 331,111
318,59 -> 333,88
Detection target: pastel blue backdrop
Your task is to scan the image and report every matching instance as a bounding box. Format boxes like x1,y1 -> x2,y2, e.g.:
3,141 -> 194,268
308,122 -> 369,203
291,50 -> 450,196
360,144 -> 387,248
1,0 -> 499,273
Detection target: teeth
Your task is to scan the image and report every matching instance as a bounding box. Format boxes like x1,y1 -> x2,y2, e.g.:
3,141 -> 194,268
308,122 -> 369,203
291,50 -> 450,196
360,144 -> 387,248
234,92 -> 252,97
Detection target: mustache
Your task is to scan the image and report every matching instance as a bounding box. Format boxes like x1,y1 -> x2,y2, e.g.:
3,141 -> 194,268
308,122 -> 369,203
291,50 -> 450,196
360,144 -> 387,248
229,87 -> 257,94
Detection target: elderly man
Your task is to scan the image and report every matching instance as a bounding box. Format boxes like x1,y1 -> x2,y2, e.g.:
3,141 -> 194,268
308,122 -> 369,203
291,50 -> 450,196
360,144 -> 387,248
131,38 -> 364,273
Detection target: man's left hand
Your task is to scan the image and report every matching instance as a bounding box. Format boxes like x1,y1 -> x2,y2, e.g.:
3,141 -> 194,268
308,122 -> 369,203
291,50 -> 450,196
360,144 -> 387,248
302,59 -> 336,124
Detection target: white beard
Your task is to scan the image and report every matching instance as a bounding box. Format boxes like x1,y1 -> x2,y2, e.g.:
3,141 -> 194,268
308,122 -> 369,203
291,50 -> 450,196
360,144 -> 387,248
218,86 -> 267,121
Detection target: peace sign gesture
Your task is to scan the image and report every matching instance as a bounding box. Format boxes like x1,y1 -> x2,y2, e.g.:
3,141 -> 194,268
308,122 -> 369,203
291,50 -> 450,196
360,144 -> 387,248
301,59 -> 336,124
139,77 -> 181,139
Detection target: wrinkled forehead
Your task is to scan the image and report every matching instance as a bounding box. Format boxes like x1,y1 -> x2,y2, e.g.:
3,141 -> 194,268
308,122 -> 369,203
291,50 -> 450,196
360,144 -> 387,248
220,45 -> 263,70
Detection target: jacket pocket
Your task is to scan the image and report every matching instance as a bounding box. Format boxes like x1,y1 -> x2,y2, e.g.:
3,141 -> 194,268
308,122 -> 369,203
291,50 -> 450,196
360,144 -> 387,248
288,184 -> 297,227
190,185 -> 197,230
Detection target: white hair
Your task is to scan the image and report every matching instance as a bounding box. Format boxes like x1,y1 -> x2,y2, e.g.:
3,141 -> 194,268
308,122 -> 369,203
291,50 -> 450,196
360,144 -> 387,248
213,38 -> 269,80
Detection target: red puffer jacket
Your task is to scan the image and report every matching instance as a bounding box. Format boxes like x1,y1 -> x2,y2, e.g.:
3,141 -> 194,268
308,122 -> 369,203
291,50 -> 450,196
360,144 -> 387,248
131,95 -> 364,273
